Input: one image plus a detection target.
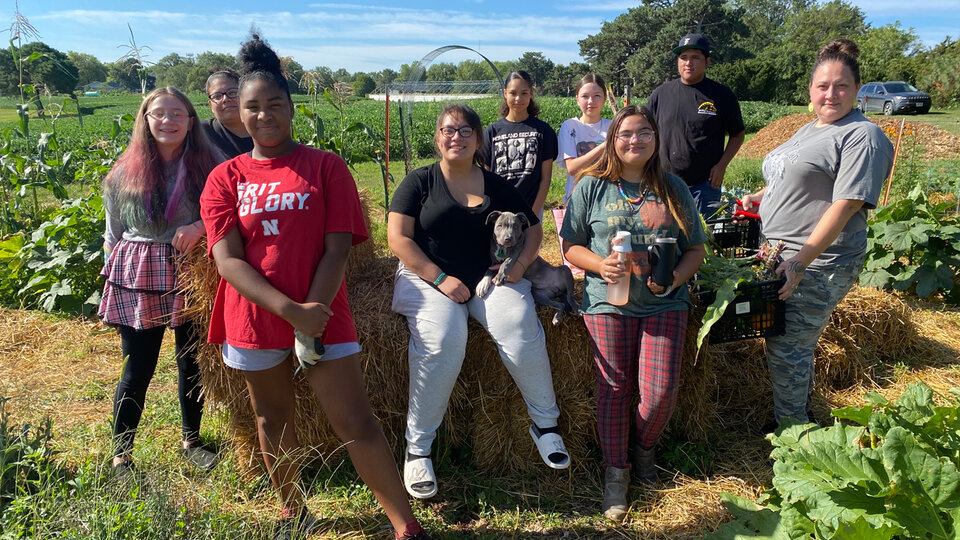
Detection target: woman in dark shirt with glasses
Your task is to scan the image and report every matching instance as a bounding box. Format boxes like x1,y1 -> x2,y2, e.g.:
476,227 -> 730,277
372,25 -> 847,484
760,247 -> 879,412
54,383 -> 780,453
202,69 -> 253,158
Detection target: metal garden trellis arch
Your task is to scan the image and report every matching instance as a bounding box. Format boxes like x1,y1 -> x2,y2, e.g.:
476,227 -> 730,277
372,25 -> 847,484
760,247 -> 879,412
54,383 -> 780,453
390,45 -> 506,175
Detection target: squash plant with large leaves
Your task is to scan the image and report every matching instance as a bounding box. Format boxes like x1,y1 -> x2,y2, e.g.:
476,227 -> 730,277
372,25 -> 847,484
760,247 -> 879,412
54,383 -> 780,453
706,382 -> 960,540
860,186 -> 960,304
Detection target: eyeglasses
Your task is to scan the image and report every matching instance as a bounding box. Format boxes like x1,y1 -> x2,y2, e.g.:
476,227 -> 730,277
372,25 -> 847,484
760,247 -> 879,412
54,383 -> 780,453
145,109 -> 190,121
209,89 -> 239,102
616,130 -> 655,143
439,126 -> 474,138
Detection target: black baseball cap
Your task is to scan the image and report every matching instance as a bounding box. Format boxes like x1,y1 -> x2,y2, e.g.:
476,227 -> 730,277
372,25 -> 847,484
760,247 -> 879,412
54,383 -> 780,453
673,33 -> 710,56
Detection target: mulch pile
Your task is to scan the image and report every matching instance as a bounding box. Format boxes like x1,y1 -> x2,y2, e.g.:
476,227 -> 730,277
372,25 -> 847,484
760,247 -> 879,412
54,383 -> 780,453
740,113 -> 960,160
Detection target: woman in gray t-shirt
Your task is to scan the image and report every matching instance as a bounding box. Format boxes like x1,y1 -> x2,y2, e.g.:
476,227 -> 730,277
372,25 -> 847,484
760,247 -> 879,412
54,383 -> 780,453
739,39 -> 893,427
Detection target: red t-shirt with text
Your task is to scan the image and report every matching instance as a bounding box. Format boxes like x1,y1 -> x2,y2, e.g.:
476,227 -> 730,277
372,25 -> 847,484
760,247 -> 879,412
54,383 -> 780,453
200,145 -> 368,349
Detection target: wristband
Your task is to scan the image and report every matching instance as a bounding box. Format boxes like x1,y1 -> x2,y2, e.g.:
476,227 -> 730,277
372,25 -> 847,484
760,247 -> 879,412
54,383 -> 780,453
653,284 -> 674,298
433,272 -> 447,286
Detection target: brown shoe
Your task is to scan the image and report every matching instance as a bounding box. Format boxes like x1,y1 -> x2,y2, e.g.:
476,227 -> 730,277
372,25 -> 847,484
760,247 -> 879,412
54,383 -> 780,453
630,445 -> 658,485
602,466 -> 630,522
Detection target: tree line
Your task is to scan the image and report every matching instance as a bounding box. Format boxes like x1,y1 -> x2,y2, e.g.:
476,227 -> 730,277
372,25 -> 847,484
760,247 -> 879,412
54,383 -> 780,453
3,0 -> 958,107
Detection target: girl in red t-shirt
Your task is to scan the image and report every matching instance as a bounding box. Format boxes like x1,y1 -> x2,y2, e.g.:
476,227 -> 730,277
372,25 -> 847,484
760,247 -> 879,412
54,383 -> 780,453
200,35 -> 428,540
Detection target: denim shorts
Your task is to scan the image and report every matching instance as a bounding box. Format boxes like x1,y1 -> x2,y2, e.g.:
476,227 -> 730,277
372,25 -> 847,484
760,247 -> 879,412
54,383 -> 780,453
222,341 -> 362,371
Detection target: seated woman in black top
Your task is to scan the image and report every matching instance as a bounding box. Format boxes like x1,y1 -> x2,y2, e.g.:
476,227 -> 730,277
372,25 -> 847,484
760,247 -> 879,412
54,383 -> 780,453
202,70 -> 254,158
387,104 -> 570,500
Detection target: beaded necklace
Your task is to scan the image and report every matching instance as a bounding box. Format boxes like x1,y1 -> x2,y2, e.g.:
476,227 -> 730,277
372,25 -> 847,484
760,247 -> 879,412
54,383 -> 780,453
617,178 -> 649,210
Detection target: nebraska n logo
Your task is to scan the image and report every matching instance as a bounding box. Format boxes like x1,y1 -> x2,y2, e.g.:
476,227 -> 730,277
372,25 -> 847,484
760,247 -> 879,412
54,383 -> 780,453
262,219 -> 279,236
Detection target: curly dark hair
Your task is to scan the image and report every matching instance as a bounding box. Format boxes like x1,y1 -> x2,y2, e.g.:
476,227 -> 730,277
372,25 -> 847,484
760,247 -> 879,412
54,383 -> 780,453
237,34 -> 291,101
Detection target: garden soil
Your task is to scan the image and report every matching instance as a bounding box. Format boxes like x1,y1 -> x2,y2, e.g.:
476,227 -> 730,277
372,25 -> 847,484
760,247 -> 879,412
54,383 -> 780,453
741,113 -> 960,160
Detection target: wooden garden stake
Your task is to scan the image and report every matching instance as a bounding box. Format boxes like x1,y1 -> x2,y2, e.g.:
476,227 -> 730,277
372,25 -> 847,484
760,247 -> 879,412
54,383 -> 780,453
882,118 -> 906,206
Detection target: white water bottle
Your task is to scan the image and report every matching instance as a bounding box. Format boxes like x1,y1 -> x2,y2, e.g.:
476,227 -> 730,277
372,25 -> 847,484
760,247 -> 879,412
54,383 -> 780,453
606,231 -> 632,306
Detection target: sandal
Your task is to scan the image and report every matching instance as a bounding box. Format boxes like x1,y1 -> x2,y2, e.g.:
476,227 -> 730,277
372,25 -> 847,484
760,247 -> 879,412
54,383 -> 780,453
182,442 -> 218,471
529,425 -> 570,469
403,453 -> 438,499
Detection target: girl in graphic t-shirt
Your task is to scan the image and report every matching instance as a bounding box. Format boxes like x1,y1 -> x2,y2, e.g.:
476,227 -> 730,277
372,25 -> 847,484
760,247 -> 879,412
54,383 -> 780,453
199,35 -> 428,540
480,70 -> 558,217
560,106 -> 705,522
554,74 -> 612,273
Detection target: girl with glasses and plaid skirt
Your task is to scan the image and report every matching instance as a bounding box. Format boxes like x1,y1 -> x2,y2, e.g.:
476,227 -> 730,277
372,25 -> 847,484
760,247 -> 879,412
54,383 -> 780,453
99,87 -> 223,476
559,106 -> 706,521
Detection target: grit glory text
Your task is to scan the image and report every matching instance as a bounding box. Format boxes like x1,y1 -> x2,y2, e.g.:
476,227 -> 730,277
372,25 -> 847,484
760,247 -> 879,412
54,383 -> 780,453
236,181 -> 311,236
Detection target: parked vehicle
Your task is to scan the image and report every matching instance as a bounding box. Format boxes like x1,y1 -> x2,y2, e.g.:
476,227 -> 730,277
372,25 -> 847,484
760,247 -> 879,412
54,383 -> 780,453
857,82 -> 931,115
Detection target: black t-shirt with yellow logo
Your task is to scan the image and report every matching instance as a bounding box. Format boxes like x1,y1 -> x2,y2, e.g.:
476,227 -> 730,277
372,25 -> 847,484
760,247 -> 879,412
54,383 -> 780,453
647,77 -> 744,187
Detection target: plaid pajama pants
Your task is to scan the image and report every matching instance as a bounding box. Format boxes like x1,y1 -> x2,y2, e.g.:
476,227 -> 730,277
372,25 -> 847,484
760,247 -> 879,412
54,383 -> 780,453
583,310 -> 687,469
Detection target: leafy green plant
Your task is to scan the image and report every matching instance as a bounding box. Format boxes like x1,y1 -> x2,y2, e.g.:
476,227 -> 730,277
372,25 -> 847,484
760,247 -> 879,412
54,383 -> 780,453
0,396 -> 59,514
860,185 -> 960,303
294,86 -> 395,215
0,194 -> 105,314
706,382 -> 960,540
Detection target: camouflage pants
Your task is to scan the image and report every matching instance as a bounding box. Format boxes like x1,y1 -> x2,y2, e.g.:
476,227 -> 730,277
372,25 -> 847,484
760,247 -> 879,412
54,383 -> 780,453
765,257 -> 864,423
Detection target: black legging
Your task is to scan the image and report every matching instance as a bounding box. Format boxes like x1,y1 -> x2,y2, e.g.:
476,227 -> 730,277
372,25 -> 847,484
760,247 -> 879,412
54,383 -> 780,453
112,320 -> 204,457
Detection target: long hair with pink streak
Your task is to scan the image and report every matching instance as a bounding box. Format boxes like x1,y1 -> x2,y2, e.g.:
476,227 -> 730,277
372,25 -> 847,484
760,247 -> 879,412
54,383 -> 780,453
104,87 -> 221,236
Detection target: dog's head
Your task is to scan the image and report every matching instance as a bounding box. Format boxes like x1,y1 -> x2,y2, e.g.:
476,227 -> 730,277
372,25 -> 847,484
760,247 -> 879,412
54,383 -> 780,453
486,210 -> 529,249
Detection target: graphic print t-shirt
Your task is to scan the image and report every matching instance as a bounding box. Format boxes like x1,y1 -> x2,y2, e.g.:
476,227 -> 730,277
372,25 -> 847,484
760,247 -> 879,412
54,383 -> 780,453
647,77 -> 744,186
200,145 -> 369,349
480,117 -> 558,208
560,174 -> 706,317
556,117 -> 612,202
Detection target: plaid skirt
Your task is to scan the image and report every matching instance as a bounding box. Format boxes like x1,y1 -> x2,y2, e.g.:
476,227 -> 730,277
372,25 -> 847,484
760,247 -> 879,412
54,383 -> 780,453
98,239 -> 188,330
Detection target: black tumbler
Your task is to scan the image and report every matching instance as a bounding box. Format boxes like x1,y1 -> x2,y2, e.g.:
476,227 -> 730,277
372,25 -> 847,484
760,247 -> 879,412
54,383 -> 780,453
647,237 -> 678,287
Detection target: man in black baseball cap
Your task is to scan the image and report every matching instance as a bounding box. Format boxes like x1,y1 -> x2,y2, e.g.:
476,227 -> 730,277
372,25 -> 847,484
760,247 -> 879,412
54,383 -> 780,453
672,33 -> 711,56
648,33 -> 745,216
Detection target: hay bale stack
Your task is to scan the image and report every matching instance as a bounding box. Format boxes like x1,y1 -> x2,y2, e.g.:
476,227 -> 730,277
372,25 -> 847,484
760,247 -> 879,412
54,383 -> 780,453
182,195 -> 932,476
707,285 -> 922,427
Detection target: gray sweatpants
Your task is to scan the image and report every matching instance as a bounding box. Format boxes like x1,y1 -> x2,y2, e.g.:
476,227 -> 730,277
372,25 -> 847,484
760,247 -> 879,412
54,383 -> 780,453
391,264 -> 561,456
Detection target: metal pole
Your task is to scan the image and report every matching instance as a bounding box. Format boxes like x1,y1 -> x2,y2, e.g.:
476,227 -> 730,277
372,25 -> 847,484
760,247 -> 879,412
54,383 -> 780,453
385,90 -> 390,180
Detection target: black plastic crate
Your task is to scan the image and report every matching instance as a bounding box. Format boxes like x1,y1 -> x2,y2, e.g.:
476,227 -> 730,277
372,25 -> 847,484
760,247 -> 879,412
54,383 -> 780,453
706,217 -> 761,253
699,278 -> 786,344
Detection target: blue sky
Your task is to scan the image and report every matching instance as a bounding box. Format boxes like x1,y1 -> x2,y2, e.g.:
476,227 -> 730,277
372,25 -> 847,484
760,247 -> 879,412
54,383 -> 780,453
7,1 -> 960,73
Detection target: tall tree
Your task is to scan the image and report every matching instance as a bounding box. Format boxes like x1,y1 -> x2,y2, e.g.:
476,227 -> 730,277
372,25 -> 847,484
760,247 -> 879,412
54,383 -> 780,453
352,73 -> 375,97
106,57 -> 153,93
543,62 -> 591,97
454,59 -> 494,82
425,62 -> 456,83
514,51 -> 555,90
281,58 -> 305,93
918,38 -> 960,107
19,42 -> 79,94
580,0 -> 747,97
67,52 -> 107,87
769,0 -> 867,103
859,23 -> 922,84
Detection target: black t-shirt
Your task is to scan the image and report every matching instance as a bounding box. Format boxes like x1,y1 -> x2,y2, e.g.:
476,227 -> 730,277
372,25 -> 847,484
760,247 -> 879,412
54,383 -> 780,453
202,118 -> 254,159
647,77 -> 744,187
479,117 -> 558,208
389,162 -> 539,292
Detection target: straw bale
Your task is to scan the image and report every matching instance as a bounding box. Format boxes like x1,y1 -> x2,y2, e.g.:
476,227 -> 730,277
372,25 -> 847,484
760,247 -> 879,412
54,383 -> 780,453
184,191 -> 954,477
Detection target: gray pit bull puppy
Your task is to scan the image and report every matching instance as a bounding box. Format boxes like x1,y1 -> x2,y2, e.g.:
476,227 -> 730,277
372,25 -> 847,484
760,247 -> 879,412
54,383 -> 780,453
475,211 -> 581,325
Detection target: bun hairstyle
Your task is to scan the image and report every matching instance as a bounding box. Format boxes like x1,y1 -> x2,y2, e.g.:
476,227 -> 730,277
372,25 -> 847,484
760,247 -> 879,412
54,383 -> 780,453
575,73 -> 606,96
205,68 -> 240,95
237,34 -> 291,100
499,70 -> 541,117
578,105 -> 693,238
811,39 -> 861,85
